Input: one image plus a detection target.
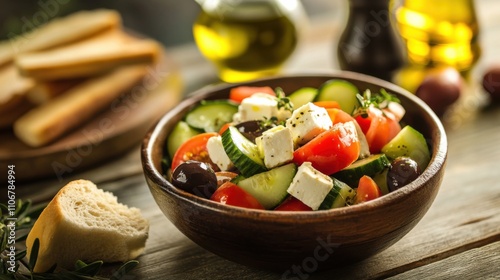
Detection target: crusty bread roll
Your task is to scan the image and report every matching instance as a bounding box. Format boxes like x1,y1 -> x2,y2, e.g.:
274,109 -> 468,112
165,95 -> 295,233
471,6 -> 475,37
26,179 -> 149,273
14,65 -> 148,147
0,9 -> 121,66
15,29 -> 160,80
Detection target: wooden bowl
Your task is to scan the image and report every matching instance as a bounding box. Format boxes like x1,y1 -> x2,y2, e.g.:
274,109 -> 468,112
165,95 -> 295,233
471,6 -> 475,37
141,73 -> 447,271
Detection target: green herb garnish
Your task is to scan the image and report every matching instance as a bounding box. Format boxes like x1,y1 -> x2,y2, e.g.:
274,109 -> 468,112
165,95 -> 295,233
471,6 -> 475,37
259,116 -> 282,129
353,89 -> 400,118
257,88 -> 293,129
275,87 -> 294,113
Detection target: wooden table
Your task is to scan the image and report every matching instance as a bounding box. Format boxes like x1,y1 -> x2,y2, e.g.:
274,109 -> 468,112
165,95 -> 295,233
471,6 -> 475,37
13,1 -> 500,279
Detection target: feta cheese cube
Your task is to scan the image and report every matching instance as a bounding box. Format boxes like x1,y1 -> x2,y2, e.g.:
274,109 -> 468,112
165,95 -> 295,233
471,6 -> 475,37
285,102 -> 332,145
206,136 -> 233,171
255,125 -> 294,169
232,93 -> 291,123
287,162 -> 333,210
353,121 -> 370,159
233,93 -> 277,123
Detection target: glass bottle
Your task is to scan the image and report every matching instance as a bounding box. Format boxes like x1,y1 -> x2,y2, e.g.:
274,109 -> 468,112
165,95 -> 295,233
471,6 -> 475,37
337,0 -> 406,81
395,0 -> 480,72
193,0 -> 306,83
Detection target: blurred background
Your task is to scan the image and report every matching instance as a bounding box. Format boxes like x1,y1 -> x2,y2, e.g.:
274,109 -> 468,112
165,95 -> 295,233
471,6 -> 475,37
0,0 -> 342,47
1,0 -> 498,119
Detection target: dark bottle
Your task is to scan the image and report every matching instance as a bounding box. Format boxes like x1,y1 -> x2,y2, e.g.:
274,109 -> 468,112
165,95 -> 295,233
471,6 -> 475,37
337,0 -> 405,81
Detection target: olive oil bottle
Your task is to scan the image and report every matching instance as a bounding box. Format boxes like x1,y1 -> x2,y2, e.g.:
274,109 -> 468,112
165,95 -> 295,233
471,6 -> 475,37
395,0 -> 481,72
193,0 -> 302,83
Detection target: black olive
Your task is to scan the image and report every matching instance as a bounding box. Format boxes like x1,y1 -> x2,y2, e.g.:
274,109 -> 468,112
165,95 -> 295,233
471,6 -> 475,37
387,157 -> 421,192
171,160 -> 217,198
415,67 -> 462,116
234,120 -> 270,143
482,65 -> 500,102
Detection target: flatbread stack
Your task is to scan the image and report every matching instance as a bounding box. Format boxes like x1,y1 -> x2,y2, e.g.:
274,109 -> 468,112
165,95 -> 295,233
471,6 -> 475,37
0,9 -> 161,147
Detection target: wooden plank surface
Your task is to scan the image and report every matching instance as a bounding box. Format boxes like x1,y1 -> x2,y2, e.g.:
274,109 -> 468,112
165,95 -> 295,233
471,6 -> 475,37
388,241 -> 500,280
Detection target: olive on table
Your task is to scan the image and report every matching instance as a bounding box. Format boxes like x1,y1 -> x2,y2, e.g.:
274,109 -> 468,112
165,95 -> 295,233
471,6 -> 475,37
171,160 -> 218,198
482,65 -> 500,102
234,120 -> 270,143
415,67 -> 462,116
387,157 -> 421,192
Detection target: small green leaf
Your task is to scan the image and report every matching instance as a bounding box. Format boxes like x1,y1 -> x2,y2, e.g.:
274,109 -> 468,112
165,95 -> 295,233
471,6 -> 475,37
16,200 -> 32,220
74,260 -> 87,270
0,259 -> 5,274
16,250 -> 27,261
0,226 -> 7,252
74,260 -> 103,276
111,260 -> 139,280
28,238 -> 40,271
45,263 -> 57,274
25,203 -> 47,220
15,231 -> 29,242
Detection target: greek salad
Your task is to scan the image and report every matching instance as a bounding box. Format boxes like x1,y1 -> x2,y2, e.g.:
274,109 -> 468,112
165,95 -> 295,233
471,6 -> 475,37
164,79 -> 431,211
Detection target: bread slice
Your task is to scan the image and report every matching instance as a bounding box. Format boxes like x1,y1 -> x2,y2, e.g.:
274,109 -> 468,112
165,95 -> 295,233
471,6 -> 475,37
0,64 -> 35,128
15,29 -> 160,80
14,65 -> 148,147
26,179 -> 149,273
27,79 -> 82,104
0,64 -> 35,108
0,96 -> 34,129
0,9 -> 121,66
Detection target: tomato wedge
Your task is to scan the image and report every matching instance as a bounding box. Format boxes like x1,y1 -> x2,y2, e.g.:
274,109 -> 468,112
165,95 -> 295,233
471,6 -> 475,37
326,108 -> 355,125
355,175 -> 381,204
211,182 -> 264,209
274,196 -> 312,211
218,122 -> 232,135
313,100 -> 341,109
171,132 -> 218,171
293,121 -> 360,175
365,108 -> 401,153
355,114 -> 372,134
229,86 -> 276,103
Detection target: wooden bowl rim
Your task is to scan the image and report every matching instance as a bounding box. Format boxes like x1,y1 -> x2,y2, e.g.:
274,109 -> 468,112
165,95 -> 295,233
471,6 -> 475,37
142,71 -> 447,223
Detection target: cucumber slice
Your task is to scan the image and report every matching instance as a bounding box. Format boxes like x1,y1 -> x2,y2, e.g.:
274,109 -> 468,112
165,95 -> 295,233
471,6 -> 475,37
381,125 -> 431,170
315,79 -> 360,114
288,87 -> 317,108
318,178 -> 356,210
372,168 -> 390,195
166,121 -> 201,159
185,100 -> 238,132
237,163 -> 297,209
230,174 -> 246,184
222,126 -> 267,177
333,154 -> 391,187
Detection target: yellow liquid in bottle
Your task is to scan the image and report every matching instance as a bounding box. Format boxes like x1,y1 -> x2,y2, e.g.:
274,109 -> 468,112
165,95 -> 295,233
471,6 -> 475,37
395,0 -> 480,72
193,5 -> 297,82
